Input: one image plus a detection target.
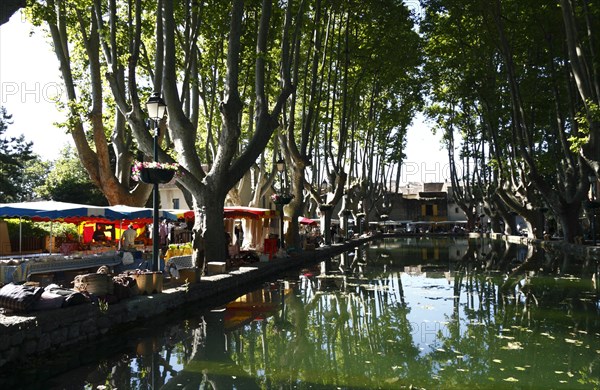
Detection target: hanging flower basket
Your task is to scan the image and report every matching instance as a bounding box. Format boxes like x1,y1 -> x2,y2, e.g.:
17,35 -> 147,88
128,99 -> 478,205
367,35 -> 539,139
131,161 -> 179,184
271,193 -> 294,205
140,168 -> 175,184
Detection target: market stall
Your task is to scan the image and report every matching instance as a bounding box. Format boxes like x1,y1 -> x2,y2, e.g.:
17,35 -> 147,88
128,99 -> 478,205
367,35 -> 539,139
0,201 -> 181,285
0,201 -> 110,255
225,206 -> 277,252
170,206 -> 278,252
0,201 -> 180,254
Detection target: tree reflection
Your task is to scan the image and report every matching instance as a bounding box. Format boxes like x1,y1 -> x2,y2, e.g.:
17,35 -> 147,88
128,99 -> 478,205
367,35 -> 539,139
18,238 -> 599,389
430,239 -> 600,388
220,238 -> 598,388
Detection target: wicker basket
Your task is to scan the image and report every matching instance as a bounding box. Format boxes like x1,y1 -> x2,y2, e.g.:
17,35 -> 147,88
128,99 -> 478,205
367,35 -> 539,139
134,272 -> 163,294
134,273 -> 153,294
153,272 -> 163,293
74,273 -> 114,296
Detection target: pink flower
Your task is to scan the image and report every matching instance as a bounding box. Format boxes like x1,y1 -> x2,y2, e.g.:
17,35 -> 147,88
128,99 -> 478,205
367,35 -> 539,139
131,161 -> 179,181
271,193 -> 294,202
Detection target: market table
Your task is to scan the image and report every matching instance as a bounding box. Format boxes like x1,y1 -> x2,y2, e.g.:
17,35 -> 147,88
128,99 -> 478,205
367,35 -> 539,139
60,242 -> 79,255
0,253 -> 123,284
26,253 -> 122,277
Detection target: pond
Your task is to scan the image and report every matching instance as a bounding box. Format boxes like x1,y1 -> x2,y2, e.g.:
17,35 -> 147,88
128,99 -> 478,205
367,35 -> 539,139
1,237 -> 599,389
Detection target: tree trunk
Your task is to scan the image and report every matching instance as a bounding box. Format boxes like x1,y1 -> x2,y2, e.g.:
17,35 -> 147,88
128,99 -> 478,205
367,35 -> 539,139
191,208 -> 205,279
319,206 -> 334,245
558,203 -> 584,243
202,191 -> 228,266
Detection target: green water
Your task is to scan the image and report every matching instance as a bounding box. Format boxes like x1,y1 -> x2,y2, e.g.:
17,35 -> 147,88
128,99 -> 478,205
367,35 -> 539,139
3,237 -> 600,389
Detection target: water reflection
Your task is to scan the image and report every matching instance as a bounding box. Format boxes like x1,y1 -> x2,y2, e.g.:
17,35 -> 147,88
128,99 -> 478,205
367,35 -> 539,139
3,238 -> 600,389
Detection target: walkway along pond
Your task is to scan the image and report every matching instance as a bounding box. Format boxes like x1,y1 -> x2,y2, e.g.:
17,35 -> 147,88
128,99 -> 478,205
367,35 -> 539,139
0,235 -> 373,369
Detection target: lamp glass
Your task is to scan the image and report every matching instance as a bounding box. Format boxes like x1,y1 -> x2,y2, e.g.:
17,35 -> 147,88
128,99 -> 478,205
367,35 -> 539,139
276,159 -> 285,172
146,92 -> 167,121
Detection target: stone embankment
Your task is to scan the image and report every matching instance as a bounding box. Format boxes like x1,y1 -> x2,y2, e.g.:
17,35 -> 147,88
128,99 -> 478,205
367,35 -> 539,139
485,232 -> 600,258
0,237 -> 372,369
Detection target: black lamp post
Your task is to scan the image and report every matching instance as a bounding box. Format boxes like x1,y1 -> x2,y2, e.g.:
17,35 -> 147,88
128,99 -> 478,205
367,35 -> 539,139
589,175 -> 597,246
146,92 -> 167,271
276,158 -> 286,250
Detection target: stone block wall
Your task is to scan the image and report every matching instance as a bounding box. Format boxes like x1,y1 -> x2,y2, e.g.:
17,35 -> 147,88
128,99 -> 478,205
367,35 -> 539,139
0,237 -> 369,368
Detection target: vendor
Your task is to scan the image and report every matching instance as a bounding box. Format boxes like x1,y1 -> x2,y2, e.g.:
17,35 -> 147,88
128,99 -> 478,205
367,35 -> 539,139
121,224 -> 137,250
93,225 -> 107,242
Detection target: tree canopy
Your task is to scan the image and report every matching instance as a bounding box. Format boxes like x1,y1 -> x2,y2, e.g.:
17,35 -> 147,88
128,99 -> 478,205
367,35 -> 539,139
0,107 -> 36,202
24,0 -> 423,264
421,0 -> 600,242
18,0 -> 600,257
36,145 -> 109,205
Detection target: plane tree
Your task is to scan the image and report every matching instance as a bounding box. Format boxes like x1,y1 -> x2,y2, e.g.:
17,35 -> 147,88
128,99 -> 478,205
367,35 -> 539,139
426,101 -> 483,231
421,0 -> 593,242
28,0 -> 297,265
488,0 -> 590,241
347,0 -> 423,232
28,0 -> 154,206
281,0 -> 423,247
560,0 -> 600,175
161,0 -> 296,264
421,0 -> 502,232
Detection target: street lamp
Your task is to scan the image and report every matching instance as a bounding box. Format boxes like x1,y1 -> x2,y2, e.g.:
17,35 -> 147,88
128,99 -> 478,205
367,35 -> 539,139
146,92 -> 167,271
276,158 -> 285,174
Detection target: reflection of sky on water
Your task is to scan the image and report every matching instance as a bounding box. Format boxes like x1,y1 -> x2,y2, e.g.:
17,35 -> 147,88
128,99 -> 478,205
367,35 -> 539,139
401,273 -> 455,354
